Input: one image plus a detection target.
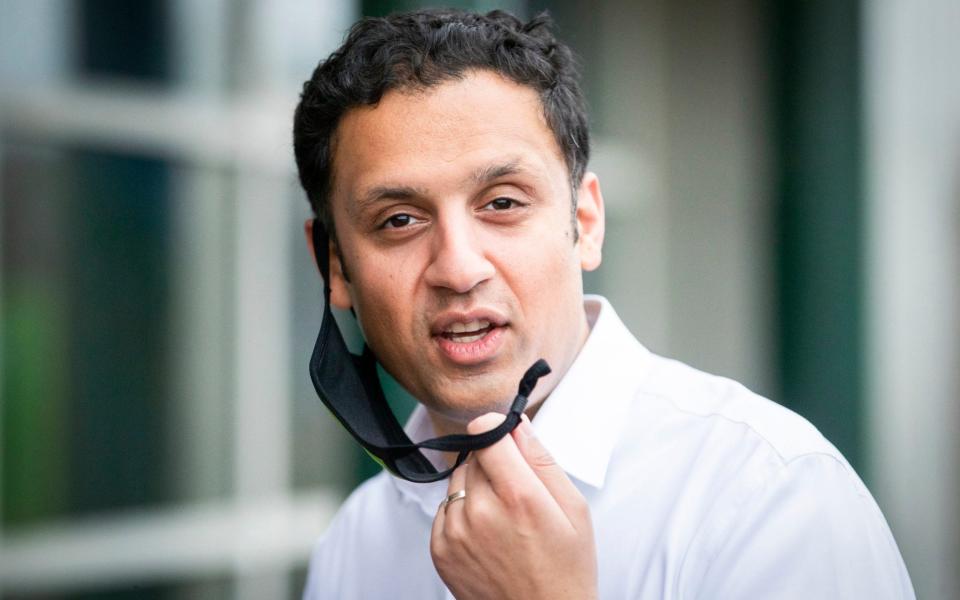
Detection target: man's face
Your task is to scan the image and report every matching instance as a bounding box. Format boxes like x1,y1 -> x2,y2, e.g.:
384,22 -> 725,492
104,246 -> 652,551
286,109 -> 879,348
320,70 -> 604,433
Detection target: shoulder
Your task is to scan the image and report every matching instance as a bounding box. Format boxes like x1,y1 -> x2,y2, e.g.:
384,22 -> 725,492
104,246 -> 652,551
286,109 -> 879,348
637,353 -> 842,465
612,350 -> 863,521
628,353 -> 877,531
302,472 -> 445,599
302,474 -> 395,599
621,355 -> 914,598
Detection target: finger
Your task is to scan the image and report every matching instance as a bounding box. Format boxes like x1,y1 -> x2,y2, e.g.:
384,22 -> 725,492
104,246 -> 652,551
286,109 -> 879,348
513,414 -> 587,523
466,413 -> 564,519
446,458 -> 469,496
461,450 -> 498,531
465,446 -> 494,502
433,459 -> 469,539
443,460 -> 469,514
431,493 -> 445,548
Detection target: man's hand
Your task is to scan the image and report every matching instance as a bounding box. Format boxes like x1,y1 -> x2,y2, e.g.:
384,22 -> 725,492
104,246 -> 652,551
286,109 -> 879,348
430,413 -> 598,599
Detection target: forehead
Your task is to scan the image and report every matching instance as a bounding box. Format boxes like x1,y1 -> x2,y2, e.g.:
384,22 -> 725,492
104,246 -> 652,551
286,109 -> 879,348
329,70 -> 567,207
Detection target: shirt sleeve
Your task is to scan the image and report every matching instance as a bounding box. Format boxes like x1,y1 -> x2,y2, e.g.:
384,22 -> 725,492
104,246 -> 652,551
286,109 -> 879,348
679,453 -> 915,599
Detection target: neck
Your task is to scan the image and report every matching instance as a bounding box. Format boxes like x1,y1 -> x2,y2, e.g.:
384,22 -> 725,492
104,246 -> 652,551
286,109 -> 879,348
427,396 -> 547,437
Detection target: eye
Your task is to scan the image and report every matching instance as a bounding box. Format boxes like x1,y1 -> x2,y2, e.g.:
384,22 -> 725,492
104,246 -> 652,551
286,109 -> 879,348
486,197 -> 519,210
381,213 -> 420,229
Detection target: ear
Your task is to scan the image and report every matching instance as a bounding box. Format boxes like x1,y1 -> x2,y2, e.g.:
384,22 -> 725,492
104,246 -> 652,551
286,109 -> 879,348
575,172 -> 605,271
304,219 -> 353,310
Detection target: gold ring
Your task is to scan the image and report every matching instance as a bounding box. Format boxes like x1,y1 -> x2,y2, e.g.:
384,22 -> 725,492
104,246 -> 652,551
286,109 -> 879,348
440,489 -> 466,511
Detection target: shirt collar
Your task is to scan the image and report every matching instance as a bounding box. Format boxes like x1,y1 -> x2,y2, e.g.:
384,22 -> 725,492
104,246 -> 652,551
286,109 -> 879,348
389,295 -> 651,513
533,295 -> 650,488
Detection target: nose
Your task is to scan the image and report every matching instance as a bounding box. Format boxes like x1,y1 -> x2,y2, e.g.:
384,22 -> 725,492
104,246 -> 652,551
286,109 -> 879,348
423,215 -> 495,294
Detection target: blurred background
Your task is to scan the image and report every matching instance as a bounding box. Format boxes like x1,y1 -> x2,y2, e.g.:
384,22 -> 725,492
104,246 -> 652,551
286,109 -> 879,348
0,0 -> 956,598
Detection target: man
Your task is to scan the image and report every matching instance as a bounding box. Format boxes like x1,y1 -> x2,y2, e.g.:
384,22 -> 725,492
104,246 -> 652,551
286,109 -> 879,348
294,9 -> 914,599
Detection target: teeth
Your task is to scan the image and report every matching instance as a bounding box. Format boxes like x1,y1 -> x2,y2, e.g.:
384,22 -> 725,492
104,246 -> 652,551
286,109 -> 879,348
447,319 -> 489,334
452,332 -> 486,343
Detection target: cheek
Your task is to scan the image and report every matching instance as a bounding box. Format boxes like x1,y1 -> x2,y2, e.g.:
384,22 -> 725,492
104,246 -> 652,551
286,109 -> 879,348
348,245 -> 409,307
509,238 -> 581,311
358,281 -> 399,320
347,240 -> 431,336
351,274 -> 403,339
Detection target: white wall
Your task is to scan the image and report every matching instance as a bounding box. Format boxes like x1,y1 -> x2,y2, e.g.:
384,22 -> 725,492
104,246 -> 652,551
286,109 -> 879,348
584,0 -> 774,396
865,1 -> 960,597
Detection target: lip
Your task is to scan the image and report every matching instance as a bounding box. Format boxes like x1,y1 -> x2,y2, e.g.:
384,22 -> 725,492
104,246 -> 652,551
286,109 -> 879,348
434,324 -> 507,365
430,308 -> 509,366
430,309 -> 509,336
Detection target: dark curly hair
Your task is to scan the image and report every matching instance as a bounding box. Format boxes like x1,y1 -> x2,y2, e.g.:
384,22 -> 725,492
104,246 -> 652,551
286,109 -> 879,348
292,8 -> 590,239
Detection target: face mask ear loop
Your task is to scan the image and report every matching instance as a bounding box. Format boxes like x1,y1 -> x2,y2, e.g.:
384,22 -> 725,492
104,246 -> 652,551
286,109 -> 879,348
411,359 -> 552,453
394,359 -> 551,482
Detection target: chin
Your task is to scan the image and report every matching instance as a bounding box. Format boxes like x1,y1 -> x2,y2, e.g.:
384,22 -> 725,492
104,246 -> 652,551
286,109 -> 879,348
423,379 -> 516,422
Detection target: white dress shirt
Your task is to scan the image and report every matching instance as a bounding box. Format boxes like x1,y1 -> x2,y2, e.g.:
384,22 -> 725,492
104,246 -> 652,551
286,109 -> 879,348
304,295 -> 914,599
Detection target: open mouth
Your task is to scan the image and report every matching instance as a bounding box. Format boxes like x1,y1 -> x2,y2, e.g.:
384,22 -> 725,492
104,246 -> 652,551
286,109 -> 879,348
441,319 -> 495,343
432,313 -> 508,364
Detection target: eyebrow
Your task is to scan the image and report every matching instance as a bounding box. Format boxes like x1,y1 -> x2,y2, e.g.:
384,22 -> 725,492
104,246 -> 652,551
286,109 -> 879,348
352,184 -> 428,216
471,160 -> 525,184
351,159 -> 531,216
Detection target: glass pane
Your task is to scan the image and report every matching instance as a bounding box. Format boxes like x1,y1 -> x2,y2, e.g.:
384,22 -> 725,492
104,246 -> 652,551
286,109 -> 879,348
75,0 -> 172,83
1,143 -> 174,525
0,574 -> 232,600
65,147 -> 174,517
1,143 -> 235,526
1,143 -> 73,526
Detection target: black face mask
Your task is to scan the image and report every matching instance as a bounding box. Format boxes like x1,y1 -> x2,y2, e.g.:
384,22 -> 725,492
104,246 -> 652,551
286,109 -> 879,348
308,220 -> 552,483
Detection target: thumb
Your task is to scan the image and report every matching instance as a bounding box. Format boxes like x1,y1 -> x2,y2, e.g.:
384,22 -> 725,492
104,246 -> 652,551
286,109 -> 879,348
513,415 -> 587,521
